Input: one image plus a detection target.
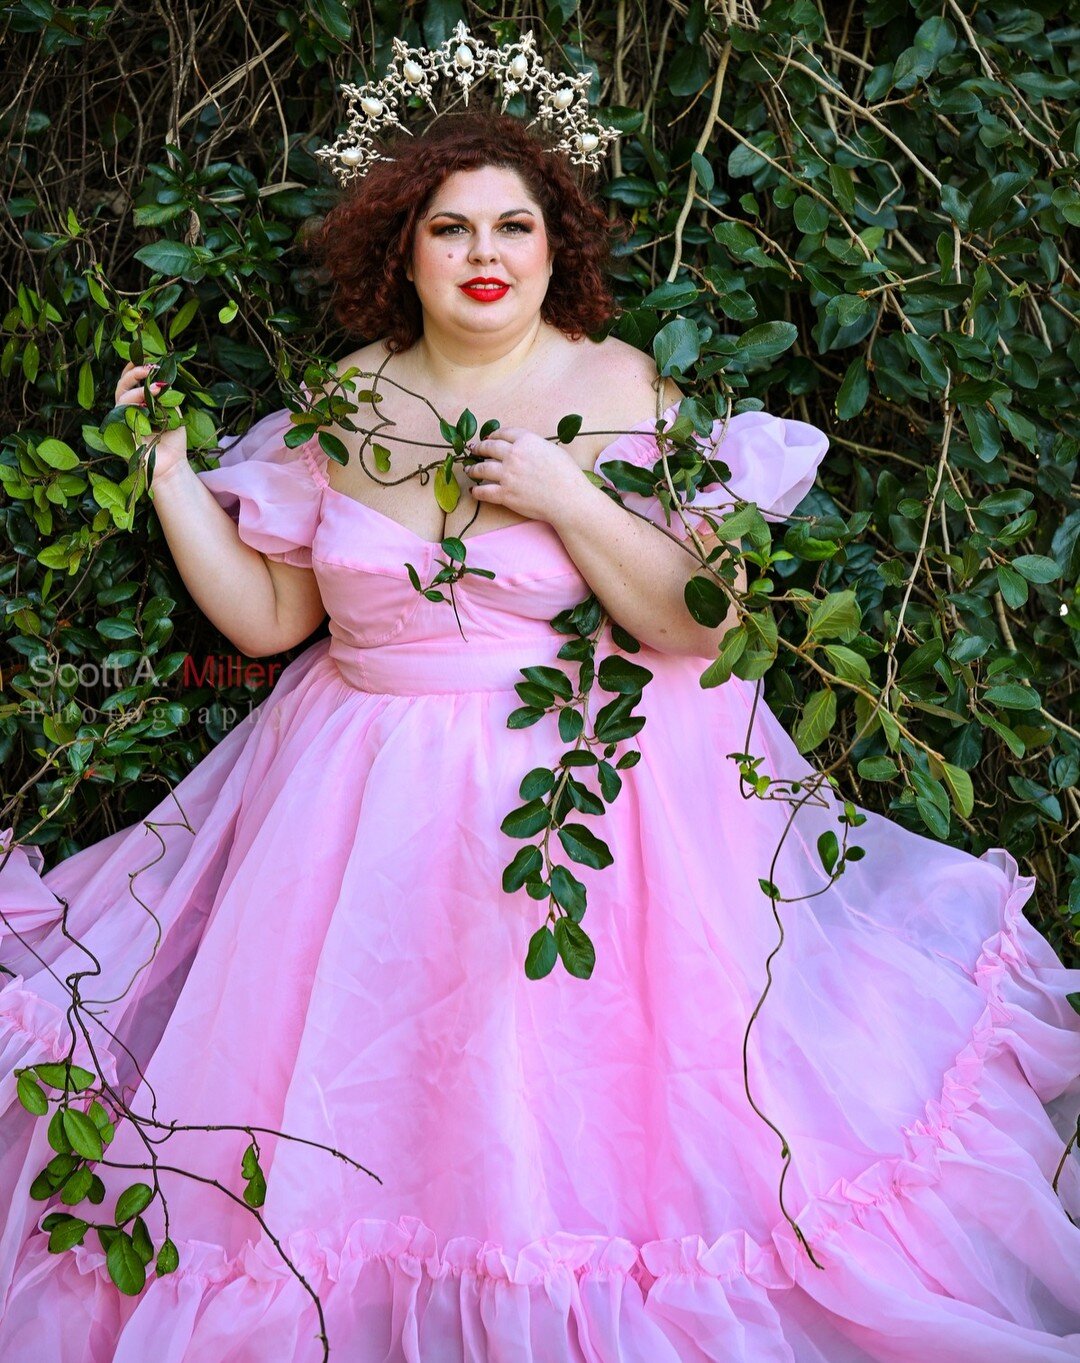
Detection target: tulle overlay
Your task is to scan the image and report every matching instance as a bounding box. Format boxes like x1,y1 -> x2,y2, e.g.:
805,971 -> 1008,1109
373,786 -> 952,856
1,402 -> 1078,1361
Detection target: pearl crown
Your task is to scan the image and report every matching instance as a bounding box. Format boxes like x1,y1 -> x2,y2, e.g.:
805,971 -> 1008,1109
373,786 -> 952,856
315,23 -> 620,185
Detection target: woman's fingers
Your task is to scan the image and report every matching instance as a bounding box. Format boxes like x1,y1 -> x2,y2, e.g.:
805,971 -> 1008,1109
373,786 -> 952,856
114,363 -> 164,405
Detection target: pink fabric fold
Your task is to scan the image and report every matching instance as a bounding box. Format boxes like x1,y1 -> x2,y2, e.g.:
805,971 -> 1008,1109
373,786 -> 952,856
195,408 -> 326,568
592,402 -> 830,536
0,829 -> 63,947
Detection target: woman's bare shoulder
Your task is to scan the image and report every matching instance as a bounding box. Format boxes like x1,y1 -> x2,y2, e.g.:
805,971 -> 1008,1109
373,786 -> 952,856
328,339 -> 394,384
568,333 -> 684,422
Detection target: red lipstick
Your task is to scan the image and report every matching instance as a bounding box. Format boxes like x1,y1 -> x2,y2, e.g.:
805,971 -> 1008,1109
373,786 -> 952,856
460,277 -> 510,302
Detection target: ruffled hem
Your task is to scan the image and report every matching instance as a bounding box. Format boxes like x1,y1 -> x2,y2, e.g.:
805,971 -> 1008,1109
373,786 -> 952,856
0,973 -> 119,1096
798,850 -> 1080,1234
1,852 -> 1077,1360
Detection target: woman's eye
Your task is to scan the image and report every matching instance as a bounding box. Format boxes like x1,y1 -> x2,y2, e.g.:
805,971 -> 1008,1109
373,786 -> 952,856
433,223 -> 530,235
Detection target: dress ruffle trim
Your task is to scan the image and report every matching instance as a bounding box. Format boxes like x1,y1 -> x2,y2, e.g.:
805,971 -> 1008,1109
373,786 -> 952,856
0,974 -> 119,1093
794,849 -> 1080,1249
2,854 -> 1077,1359
592,402 -> 830,537
194,408 -> 326,569
0,830 -> 64,945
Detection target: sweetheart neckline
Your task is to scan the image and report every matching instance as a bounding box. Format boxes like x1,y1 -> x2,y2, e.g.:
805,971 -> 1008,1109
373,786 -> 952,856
312,407 -> 678,548
319,483 -> 555,547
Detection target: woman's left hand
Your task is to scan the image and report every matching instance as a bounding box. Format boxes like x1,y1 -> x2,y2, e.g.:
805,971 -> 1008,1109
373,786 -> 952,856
463,428 -> 584,526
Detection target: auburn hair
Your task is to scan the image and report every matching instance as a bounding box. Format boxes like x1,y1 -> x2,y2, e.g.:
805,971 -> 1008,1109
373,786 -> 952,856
303,106 -> 630,352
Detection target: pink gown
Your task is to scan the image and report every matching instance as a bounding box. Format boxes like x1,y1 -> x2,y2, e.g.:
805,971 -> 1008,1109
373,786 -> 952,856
1,401 -> 1079,1362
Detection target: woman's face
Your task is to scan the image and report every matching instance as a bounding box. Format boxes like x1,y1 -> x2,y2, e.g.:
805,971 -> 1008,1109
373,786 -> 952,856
406,165 -> 554,341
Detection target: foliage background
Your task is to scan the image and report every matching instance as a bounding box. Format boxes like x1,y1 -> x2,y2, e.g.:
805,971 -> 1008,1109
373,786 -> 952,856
1,0 -> 1078,966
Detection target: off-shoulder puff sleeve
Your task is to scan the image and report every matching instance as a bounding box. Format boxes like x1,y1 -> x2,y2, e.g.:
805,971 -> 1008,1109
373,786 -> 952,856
194,407 -> 328,570
593,402 -> 829,539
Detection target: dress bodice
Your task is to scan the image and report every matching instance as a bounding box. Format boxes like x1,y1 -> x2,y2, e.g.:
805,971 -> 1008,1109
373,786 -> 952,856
196,400 -> 829,693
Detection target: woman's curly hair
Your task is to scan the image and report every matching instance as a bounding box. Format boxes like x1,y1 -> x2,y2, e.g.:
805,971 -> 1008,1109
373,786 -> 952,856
304,107 -> 630,353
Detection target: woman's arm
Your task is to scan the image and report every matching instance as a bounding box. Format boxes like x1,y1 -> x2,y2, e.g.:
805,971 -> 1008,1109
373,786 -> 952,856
150,460 -> 326,658
554,368 -> 746,658
551,482 -> 745,658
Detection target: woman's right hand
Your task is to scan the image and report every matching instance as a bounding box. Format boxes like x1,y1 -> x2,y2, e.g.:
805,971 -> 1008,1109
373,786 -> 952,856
114,362 -> 189,484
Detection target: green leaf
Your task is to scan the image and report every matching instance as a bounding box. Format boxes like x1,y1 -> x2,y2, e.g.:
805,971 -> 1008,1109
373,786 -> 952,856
17,1072 -> 49,1115
62,1109 -> 103,1161
500,800 -> 551,838
793,196 -> 829,234
836,357 -> 869,419
557,823 -> 613,870
240,1142 -> 260,1180
156,1238 -> 180,1276
36,438 -> 80,470
828,164 -> 855,213
503,845 -> 543,893
133,241 -> 197,276
106,1232 -> 147,1295
59,1166 -> 94,1206
823,644 -> 871,683
556,414 -> 583,443
34,1063 -> 96,1095
734,610 -> 779,679
699,625 -> 746,688
905,335 -> 949,391
433,459 -> 459,514
520,666 -> 574,700
553,918 -> 595,979
48,1217 -> 89,1253
794,689 -> 837,753
550,864 -> 588,921
984,683 -> 1040,711
243,1168 -> 266,1207
131,1215 -> 154,1265
1010,555 -> 1061,584
960,404 -> 1003,462
317,431 -> 349,462
642,280 -> 700,310
168,297 -> 199,339
996,564 -> 1028,609
524,926 -> 557,980
668,42 -> 710,96
684,575 -> 729,628
817,830 -> 839,875
691,152 -> 714,193
77,360 -> 95,410
596,656 -> 653,694
114,1183 -> 153,1226
857,755 -> 899,781
373,443 -> 391,472
652,318 -> 700,376
941,762 -> 974,819
713,503 -> 769,545
735,321 -> 798,363
807,590 -> 861,641
48,1109 -> 72,1152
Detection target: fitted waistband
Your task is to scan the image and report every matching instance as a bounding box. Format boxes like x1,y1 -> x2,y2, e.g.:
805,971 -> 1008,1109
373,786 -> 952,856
329,636 -> 575,696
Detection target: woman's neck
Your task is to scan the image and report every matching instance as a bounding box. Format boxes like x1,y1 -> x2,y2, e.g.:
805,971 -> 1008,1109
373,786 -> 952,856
411,317 -> 555,398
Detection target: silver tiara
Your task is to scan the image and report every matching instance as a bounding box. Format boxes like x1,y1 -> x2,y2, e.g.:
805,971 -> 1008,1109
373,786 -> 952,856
314,23 -> 621,186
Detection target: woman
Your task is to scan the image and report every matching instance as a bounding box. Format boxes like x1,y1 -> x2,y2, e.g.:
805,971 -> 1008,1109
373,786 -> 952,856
1,109 -> 1078,1362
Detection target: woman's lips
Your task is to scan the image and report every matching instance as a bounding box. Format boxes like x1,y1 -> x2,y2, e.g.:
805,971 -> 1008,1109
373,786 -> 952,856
460,282 -> 510,302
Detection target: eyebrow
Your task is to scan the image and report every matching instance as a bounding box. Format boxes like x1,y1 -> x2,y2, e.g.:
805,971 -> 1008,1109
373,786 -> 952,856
426,209 -> 536,222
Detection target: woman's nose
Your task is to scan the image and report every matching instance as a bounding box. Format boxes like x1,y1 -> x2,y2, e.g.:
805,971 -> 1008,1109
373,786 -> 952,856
469,231 -> 499,262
